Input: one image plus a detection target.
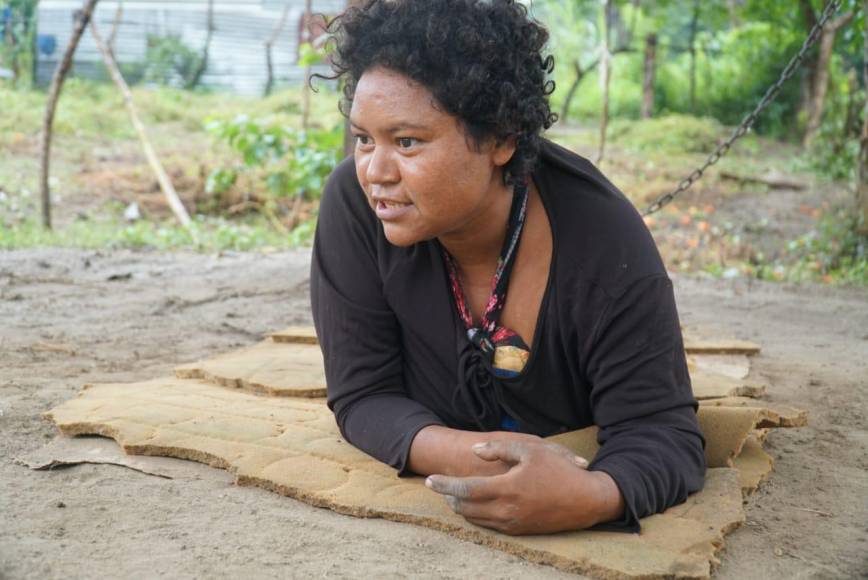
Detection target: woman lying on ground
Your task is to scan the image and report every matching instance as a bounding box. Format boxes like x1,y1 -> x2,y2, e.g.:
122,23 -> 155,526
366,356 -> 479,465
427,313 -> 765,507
310,0 -> 706,535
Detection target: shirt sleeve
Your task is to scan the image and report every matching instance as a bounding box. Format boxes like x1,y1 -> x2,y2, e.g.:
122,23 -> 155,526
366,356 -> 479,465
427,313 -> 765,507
310,159 -> 445,475
584,274 -> 707,532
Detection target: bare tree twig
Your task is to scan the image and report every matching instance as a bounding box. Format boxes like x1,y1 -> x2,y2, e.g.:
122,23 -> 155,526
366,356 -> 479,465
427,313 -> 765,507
39,0 -> 101,229
188,0 -> 214,89
264,2 -> 291,97
107,1 -> 123,56
596,0 -> 613,165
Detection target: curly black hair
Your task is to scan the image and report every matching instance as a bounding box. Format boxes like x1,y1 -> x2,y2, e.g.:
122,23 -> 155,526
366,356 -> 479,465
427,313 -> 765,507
323,0 -> 557,184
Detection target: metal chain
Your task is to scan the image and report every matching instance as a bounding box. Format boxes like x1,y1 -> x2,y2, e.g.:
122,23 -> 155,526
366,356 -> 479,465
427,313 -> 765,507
641,0 -> 843,217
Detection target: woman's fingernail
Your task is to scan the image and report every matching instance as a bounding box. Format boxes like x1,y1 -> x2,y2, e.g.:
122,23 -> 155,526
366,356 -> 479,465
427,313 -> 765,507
425,477 -> 433,488
574,456 -> 589,467
472,442 -> 487,452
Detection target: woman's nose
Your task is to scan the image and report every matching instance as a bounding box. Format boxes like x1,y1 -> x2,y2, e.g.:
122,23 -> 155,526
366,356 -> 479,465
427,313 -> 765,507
365,145 -> 400,185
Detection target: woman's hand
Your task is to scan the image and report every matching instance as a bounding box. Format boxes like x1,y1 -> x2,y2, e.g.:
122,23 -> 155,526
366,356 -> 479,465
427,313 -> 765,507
425,439 -> 625,535
408,425 -> 545,477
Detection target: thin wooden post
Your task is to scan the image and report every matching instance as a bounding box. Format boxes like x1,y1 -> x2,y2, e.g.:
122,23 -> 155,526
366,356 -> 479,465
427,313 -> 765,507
90,20 -> 192,228
688,0 -> 699,114
595,0 -> 612,165
559,61 -> 585,125
264,3 -> 291,97
641,33 -> 657,119
858,0 -> 868,236
188,0 -> 214,89
107,1 -> 123,57
39,0 -> 100,230
803,10 -> 854,147
301,0 -> 313,129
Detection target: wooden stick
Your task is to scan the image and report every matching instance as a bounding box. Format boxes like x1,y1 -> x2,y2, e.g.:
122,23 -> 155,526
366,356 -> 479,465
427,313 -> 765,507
188,0 -> 213,89
595,0 -> 612,165
264,3 -> 291,96
90,20 -> 192,228
859,0 -> 868,235
39,0 -> 101,229
301,0 -> 313,129
107,1 -> 123,56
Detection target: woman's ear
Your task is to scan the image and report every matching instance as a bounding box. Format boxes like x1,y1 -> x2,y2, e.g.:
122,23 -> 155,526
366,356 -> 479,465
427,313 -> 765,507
491,135 -> 517,167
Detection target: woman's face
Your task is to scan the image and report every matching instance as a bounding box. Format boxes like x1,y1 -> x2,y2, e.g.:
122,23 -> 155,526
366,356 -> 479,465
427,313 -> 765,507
350,67 -> 515,247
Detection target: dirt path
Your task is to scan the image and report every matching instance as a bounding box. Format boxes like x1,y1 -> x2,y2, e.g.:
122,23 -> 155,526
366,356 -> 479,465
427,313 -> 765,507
1,249 -> 866,579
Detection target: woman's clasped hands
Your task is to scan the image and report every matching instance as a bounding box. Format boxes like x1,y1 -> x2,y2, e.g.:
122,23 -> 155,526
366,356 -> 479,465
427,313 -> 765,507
425,439 -> 624,535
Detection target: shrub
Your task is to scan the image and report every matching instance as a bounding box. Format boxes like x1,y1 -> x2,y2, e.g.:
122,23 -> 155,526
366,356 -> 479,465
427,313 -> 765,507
609,114 -> 726,153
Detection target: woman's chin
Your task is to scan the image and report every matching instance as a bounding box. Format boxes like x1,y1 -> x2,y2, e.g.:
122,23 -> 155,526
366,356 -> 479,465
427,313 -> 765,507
382,223 -> 426,247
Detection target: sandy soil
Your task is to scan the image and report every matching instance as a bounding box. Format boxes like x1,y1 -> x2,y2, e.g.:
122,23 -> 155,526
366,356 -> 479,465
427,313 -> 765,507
1,248 -> 866,579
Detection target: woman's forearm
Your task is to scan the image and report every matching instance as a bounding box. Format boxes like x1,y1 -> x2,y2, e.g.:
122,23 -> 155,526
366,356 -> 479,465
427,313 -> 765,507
408,425 -> 538,477
582,470 -> 627,526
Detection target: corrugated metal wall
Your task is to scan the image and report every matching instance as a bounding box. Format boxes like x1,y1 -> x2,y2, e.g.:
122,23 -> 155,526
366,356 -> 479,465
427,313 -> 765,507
35,0 -> 345,95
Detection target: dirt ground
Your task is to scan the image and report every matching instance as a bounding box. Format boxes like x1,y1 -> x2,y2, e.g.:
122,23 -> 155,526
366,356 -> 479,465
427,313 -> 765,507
1,248 -> 866,579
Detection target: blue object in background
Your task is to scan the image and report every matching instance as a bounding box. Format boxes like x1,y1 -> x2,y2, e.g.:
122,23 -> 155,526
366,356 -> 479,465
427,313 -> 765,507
0,7 -> 11,35
37,34 -> 57,56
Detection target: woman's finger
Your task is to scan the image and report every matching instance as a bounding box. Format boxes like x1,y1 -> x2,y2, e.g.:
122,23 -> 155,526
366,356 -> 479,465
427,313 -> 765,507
471,440 -> 530,465
542,442 -> 589,468
425,474 -> 499,500
463,515 -> 506,531
443,495 -> 501,519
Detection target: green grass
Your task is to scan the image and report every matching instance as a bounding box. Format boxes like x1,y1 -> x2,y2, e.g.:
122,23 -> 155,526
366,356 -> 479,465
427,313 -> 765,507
0,78 -> 340,252
608,114 -> 729,154
0,78 -> 342,146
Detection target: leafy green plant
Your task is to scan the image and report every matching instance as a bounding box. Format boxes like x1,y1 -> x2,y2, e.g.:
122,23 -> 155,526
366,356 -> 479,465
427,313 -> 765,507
0,0 -> 38,87
205,114 -> 342,203
141,34 -> 203,88
781,208 -> 868,285
297,42 -> 324,67
803,76 -> 863,182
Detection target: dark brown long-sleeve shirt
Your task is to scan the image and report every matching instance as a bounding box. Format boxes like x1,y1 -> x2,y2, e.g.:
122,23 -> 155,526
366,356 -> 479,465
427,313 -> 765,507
310,139 -> 706,531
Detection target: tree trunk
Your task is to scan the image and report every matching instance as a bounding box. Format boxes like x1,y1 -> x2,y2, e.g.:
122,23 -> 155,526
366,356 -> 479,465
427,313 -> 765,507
559,61 -> 585,124
187,0 -> 214,89
797,0 -> 818,127
803,11 -> 855,147
90,20 -> 192,228
858,0 -> 868,236
265,45 -> 275,96
726,0 -> 741,28
301,0 -> 313,129
4,18 -> 19,81
641,33 -> 657,119
39,0 -> 100,229
844,69 -> 860,140
263,3 -> 291,97
688,0 -> 699,114
596,0 -> 612,165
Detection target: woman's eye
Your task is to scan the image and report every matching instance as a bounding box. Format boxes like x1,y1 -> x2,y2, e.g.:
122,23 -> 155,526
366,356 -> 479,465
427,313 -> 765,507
397,137 -> 416,149
355,135 -> 372,146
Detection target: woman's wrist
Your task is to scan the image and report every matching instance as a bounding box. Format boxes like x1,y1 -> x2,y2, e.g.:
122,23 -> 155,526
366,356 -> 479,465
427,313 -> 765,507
583,470 -> 626,527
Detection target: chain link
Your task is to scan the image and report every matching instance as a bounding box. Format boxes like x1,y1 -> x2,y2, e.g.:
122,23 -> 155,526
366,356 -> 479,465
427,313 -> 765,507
641,0 -> 843,217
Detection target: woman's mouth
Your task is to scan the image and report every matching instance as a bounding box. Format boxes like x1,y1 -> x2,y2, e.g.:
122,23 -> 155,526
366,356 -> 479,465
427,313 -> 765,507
375,199 -> 413,221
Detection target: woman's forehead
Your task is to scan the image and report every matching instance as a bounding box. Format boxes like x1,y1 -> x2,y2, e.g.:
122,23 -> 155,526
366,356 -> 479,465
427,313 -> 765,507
351,67 -> 445,129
